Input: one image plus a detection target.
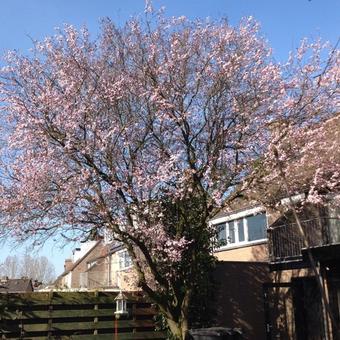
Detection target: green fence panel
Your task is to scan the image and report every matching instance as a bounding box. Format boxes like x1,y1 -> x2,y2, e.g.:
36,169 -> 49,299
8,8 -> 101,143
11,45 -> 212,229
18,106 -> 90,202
0,291 -> 165,339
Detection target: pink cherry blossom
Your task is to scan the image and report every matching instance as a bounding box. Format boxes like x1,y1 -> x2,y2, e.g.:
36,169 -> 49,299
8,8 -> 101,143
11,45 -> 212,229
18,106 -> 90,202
0,10 -> 338,339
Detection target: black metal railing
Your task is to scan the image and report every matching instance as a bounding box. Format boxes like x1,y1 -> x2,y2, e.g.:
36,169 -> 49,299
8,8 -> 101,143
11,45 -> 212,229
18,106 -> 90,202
268,217 -> 340,262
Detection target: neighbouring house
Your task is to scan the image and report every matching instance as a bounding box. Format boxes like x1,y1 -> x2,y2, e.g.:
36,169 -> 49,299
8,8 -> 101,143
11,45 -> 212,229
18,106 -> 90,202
209,202 -> 274,339
85,242 -> 137,291
265,200 -> 340,340
55,240 -> 109,289
54,239 -> 138,291
211,203 -> 270,262
210,196 -> 340,340
0,277 -> 34,293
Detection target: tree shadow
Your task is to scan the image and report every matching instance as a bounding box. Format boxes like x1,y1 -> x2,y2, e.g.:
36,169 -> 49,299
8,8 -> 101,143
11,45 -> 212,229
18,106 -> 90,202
212,261 -> 270,340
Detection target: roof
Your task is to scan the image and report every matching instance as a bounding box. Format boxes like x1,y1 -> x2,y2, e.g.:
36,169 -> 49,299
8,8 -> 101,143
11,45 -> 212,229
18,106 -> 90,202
209,192 -> 265,221
84,241 -> 125,263
54,240 -> 102,283
0,278 -> 34,293
211,203 -> 263,221
109,242 -> 125,254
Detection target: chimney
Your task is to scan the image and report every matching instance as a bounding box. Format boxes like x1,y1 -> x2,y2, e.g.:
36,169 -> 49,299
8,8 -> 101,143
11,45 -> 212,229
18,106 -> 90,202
64,259 -> 73,271
0,276 -> 8,284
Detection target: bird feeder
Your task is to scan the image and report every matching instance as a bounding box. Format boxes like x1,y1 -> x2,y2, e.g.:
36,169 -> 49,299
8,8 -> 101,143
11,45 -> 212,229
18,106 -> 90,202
114,290 -> 128,319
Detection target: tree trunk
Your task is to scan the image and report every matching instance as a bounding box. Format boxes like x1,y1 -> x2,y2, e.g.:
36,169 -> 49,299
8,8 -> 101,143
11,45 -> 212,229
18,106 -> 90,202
164,294 -> 190,340
166,317 -> 189,340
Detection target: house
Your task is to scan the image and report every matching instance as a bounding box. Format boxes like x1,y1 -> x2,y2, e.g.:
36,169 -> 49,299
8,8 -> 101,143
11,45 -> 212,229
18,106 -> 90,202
210,196 -> 340,340
55,240 -> 109,289
209,203 -> 274,339
54,239 -> 138,291
85,243 -> 137,291
0,277 -> 34,293
211,203 -> 270,262
265,200 -> 340,339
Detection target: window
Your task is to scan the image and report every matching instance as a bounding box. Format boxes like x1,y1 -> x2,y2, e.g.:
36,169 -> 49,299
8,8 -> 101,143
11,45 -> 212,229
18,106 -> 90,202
87,260 -> 97,270
79,272 -> 88,288
118,250 -> 132,270
215,212 -> 267,247
248,214 -> 267,241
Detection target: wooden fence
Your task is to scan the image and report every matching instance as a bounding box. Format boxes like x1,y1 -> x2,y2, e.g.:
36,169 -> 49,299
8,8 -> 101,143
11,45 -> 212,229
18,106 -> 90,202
0,291 -> 166,339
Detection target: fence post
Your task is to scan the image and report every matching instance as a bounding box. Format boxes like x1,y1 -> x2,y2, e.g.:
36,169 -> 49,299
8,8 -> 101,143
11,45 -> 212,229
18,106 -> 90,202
132,302 -> 137,334
19,310 -> 24,339
48,291 -> 53,339
94,291 -> 98,335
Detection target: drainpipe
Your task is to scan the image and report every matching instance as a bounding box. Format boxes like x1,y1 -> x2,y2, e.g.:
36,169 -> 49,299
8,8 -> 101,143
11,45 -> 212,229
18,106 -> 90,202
108,254 -> 112,286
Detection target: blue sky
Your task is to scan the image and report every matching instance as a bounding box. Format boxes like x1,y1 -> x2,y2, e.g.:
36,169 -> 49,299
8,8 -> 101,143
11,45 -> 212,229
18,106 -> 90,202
0,0 -> 339,276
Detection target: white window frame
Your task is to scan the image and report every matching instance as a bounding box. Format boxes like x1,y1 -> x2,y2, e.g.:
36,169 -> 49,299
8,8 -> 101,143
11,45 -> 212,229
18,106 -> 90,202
87,260 -> 97,270
211,207 -> 268,250
225,218 -> 248,245
117,249 -> 133,270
